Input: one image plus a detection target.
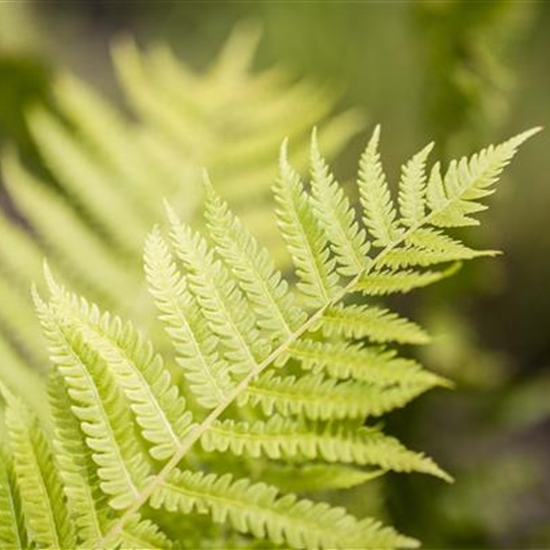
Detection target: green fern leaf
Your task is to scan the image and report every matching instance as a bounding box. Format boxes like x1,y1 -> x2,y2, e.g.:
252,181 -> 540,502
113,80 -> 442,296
47,369 -> 111,547
0,22 -> 359,383
0,445 -> 27,550
0,385 -> 76,549
49,371 -> 172,549
27,108 -> 150,256
201,416 -> 450,480
33,291 -> 152,511
427,128 -> 541,227
289,339 -> 449,388
144,227 -> 235,408
151,469 -> 418,550
119,514 -> 173,550
358,125 -> 402,246
204,180 -> 306,342
166,204 -> 270,374
381,246 -> 495,270
398,142 -> 434,227
380,228 -> 498,269
320,304 -> 430,344
261,463 -> 383,493
309,129 -> 370,276
240,371 -> 433,421
45,275 -> 195,461
274,141 -> 341,307
2,152 -> 136,309
355,263 -> 459,295
8,123 -> 533,550
53,74 -> 167,218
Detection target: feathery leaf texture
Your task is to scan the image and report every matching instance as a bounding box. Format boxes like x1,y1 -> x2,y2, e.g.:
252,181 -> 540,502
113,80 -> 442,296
274,142 -> 341,307
0,445 -> 27,549
355,263 -> 460,295
166,204 -> 271,374
0,384 -> 76,549
201,417 -> 451,481
151,469 -> 418,550
320,304 -> 431,345
310,129 -> 371,276
144,226 -> 235,408
204,179 -> 307,342
288,339 -> 449,387
0,25 -> 359,375
358,125 -> 403,247
240,370 -> 436,421
0,121 -> 537,550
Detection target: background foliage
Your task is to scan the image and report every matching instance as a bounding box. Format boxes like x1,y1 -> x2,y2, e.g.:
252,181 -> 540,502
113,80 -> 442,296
0,1 -> 549,548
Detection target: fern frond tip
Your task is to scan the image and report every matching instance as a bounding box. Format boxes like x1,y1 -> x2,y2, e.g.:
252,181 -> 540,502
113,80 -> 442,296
512,126 -> 543,145
279,137 -> 291,172
42,260 -> 63,298
30,283 -> 48,317
162,199 -> 180,227
201,168 -> 214,192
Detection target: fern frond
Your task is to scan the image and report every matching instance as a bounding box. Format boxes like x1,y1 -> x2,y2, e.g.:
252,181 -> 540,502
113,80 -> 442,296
381,247 -> 496,270
47,369 -> 110,547
274,142 -> 341,307
112,32 -> 361,206
33,290 -> 152,510
240,371 -> 433,421
151,469 -> 418,550
398,142 -> 434,227
0,25 -> 360,409
46,273 -> 195,462
144,227 -> 235,408
6,122 -> 532,549
166,204 -> 270,374
288,339 -> 448,388
112,39 -> 210,155
27,108 -> 150,256
426,128 -> 541,227
2,152 -> 137,308
204,181 -> 306,343
201,417 -> 450,480
119,514 -> 173,550
358,125 -> 402,246
53,74 -> 166,216
355,263 -> 460,295
320,304 -> 430,344
49,369 -> 173,548
379,227 -> 499,270
0,385 -> 76,549
309,129 -> 370,276
0,445 -> 27,550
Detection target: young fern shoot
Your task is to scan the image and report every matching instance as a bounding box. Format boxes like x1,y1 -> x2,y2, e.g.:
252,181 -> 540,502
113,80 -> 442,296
1,126 -> 538,550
